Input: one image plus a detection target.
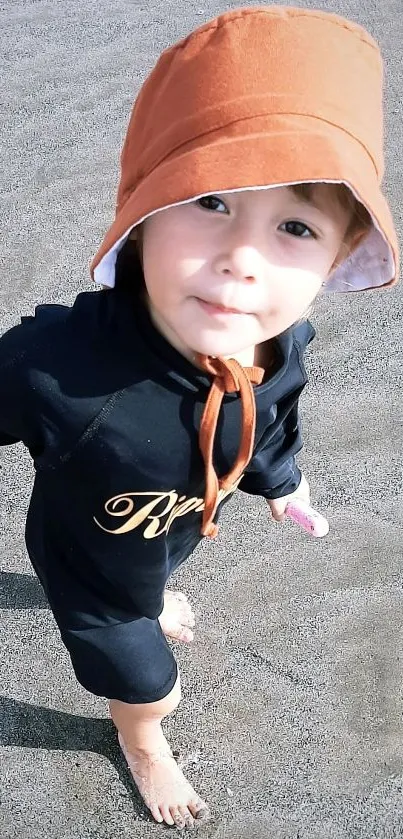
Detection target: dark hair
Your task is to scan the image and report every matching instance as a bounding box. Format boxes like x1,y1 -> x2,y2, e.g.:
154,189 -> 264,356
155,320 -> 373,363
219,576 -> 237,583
290,182 -> 372,245
114,237 -> 146,295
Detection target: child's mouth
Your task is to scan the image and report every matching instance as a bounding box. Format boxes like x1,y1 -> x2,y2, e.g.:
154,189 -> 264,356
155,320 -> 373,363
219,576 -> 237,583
196,298 -> 248,317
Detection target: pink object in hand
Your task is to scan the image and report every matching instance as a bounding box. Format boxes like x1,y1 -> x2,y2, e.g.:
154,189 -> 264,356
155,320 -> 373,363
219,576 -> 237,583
285,499 -> 329,538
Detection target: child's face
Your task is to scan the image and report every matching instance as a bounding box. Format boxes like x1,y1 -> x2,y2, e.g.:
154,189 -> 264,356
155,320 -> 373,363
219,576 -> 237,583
139,185 -> 352,360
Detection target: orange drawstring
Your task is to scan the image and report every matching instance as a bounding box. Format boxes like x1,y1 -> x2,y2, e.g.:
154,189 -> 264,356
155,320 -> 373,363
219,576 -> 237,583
196,355 -> 264,538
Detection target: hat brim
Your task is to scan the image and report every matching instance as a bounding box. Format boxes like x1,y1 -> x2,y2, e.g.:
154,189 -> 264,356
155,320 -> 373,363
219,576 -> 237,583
92,114 -> 398,292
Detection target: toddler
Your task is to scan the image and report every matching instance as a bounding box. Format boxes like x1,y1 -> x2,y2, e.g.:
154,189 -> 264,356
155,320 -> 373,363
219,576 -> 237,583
0,5 -> 398,830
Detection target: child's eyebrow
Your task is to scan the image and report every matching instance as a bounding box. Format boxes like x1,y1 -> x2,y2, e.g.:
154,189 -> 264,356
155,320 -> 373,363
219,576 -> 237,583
285,187 -> 324,212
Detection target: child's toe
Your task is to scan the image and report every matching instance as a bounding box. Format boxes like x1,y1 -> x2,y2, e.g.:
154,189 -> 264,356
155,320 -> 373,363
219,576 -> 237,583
180,806 -> 195,828
160,804 -> 176,826
190,799 -> 210,823
170,806 -> 187,828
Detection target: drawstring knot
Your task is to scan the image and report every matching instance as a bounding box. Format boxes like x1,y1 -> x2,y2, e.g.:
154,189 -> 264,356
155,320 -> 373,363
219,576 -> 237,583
196,354 -> 264,538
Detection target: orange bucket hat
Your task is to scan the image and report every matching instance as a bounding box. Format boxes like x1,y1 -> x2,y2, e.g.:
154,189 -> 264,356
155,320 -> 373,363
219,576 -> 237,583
90,6 -> 399,537
91,5 -> 398,292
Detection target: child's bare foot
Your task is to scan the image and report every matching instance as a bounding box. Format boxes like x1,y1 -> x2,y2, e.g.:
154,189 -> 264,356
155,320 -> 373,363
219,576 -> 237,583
159,590 -> 195,643
118,729 -> 210,828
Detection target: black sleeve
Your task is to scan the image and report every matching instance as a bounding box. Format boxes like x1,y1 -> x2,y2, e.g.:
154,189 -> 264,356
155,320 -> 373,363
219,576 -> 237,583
238,394 -> 303,499
0,305 -> 72,452
239,320 -> 316,499
0,321 -> 38,449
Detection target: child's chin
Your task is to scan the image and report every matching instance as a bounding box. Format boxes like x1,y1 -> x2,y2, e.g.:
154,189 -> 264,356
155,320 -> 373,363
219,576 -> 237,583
183,325 -> 259,359
191,340 -> 248,358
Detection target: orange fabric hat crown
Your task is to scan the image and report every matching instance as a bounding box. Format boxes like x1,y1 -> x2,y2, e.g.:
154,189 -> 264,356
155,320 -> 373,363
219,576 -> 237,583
92,5 -> 398,291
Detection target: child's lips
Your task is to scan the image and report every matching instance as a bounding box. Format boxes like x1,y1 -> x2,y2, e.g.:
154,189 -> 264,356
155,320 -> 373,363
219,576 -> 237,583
196,298 -> 250,317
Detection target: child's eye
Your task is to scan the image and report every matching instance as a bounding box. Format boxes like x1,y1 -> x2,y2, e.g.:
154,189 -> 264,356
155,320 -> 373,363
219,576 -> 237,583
279,221 -> 316,238
197,195 -> 229,214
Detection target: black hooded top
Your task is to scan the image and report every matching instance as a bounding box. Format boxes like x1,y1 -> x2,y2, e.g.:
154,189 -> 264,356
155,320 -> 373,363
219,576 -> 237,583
0,281 -> 314,633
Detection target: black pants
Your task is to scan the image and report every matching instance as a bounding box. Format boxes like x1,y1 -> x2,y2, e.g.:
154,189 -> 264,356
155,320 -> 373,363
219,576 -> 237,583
61,617 -> 178,703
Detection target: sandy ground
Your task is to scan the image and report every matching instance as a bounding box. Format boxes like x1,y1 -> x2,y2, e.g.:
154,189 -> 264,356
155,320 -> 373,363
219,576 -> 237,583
1,1 -> 402,837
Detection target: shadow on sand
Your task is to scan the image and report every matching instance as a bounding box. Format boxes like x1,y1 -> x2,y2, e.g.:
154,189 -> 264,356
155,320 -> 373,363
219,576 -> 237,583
1,569 -> 153,823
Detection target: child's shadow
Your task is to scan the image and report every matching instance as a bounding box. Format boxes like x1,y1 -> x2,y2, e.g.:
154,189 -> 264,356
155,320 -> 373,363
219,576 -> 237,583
0,695 -> 153,822
0,570 -> 49,609
0,570 -> 152,823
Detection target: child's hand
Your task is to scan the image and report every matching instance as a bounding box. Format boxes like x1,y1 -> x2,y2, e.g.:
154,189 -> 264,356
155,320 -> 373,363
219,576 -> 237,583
266,473 -> 310,523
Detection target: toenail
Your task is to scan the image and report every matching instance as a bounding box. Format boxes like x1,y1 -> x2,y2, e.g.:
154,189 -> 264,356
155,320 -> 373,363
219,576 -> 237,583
184,814 -> 195,828
172,811 -> 185,828
194,806 -> 211,823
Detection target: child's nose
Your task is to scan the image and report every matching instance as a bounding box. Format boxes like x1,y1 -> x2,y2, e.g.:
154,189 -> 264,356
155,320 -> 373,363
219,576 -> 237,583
216,246 -> 263,284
